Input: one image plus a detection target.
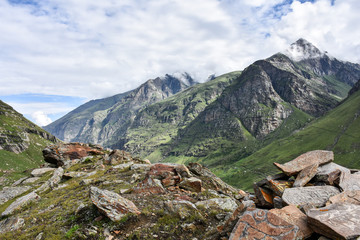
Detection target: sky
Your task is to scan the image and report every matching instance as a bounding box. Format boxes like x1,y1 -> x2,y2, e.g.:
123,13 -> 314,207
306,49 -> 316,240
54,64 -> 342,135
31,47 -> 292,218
0,0 -> 359,126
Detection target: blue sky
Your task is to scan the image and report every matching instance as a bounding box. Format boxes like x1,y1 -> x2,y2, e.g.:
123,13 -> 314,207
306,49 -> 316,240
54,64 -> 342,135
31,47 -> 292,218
0,0 -> 359,126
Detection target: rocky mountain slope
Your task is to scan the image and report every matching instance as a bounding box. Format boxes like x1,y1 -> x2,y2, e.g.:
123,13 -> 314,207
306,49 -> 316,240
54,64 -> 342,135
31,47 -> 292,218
0,100 -> 57,181
1,144 -> 359,239
216,79 -> 360,190
44,73 -> 197,147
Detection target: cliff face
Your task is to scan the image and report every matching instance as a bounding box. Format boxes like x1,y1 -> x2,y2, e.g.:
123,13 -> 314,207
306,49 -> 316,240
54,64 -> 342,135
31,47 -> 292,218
0,100 -> 57,154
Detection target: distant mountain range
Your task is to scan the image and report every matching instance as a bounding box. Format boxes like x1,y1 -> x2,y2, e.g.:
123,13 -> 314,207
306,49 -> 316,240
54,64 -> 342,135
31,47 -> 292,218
39,38 -> 360,189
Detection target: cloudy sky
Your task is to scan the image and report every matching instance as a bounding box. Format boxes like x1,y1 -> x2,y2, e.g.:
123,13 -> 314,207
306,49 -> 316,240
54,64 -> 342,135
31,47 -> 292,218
0,0 -> 359,126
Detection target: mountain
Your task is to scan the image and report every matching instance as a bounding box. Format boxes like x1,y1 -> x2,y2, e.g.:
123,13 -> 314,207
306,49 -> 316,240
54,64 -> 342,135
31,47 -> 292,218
0,100 -> 57,180
157,39 -> 360,164
44,73 -> 198,147
215,79 -> 360,190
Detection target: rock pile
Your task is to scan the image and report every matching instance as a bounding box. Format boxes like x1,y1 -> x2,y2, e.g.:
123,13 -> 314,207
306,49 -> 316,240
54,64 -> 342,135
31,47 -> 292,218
239,150 -> 360,240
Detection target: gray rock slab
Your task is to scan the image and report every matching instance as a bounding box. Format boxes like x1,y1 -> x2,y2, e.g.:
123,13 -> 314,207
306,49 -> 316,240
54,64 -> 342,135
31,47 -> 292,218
195,198 -> 238,212
282,186 -> 340,207
22,177 -> 41,184
90,186 -> 140,221
339,172 -> 360,191
36,167 -> 64,193
328,190 -> 360,205
2,191 -> 40,216
0,186 -> 31,205
307,203 -> 360,239
0,216 -> 24,233
274,150 -> 333,176
293,163 -> 318,187
31,168 -> 55,177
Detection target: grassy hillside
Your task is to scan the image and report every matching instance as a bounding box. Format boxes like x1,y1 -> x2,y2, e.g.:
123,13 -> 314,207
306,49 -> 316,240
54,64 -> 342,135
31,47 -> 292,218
214,88 -> 360,191
0,100 -> 57,185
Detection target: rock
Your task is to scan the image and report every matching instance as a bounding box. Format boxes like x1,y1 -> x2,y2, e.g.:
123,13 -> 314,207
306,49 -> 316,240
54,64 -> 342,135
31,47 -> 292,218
80,179 -> 95,185
106,149 -> 133,165
36,167 -> 64,193
266,179 -> 293,196
35,232 -> 44,240
12,177 -> 28,186
307,203 -> 360,239
31,168 -> 55,177
0,186 -> 31,205
188,162 -> 238,195
63,171 -> 89,179
90,186 -> 140,221
253,183 -> 273,208
314,162 -> 351,184
270,205 -> 313,239
22,177 -> 41,184
2,191 -> 40,216
274,150 -> 333,176
179,177 -> 202,192
43,143 -> 104,167
0,216 -> 24,233
293,163 -> 318,187
164,200 -> 202,220
147,163 -> 184,187
328,190 -> 360,205
339,172 -> 360,191
282,186 -> 340,207
131,177 -> 166,194
130,164 -> 151,171
195,198 -> 238,212
112,162 -> 134,170
229,208 -> 299,240
273,196 -> 284,209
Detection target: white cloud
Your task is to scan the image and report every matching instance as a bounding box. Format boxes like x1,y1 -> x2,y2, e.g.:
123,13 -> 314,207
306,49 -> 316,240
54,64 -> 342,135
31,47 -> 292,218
0,0 -> 359,115
31,111 -> 52,127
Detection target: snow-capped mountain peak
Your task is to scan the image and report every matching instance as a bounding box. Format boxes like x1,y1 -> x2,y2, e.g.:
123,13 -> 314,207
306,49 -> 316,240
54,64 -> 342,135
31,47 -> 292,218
284,38 -> 325,61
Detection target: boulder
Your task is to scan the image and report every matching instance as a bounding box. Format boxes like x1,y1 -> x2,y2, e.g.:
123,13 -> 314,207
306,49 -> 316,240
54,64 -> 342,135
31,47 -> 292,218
274,150 -> 333,176
0,216 -> 24,233
229,208 -> 299,240
164,200 -> 202,220
106,149 -> 133,165
43,143 -> 104,167
282,186 -> 340,207
328,190 -> 360,205
266,179 -> 293,196
179,177 -> 202,192
90,186 -> 140,221
339,172 -> 360,191
307,203 -> 360,239
63,171 -> 89,179
131,177 -> 166,195
0,186 -> 31,205
22,177 -> 40,184
314,162 -> 351,184
195,198 -> 238,212
31,168 -> 55,177
2,191 -> 40,216
270,205 -> 313,239
112,162 -> 133,170
293,163 -> 318,187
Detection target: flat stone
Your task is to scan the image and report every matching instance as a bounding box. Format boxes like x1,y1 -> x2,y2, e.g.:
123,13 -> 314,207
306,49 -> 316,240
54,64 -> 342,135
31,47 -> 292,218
130,164 -> 151,171
36,167 -> 64,193
195,198 -> 238,212
315,162 -> 351,180
63,171 -> 88,179
253,184 -> 273,208
270,205 -> 313,239
0,216 -> 24,233
112,162 -> 133,170
267,179 -> 293,196
293,163 -> 318,187
131,177 -> 166,194
2,191 -> 40,216
328,190 -> 360,205
90,186 -> 140,221
282,186 -> 340,207
307,203 -> 360,239
179,177 -> 202,192
339,172 -> 360,191
274,150 -> 333,176
229,208 -> 299,240
12,177 -> 28,186
164,200 -> 202,220
22,177 -> 41,184
31,168 -> 55,177
0,186 -> 31,205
